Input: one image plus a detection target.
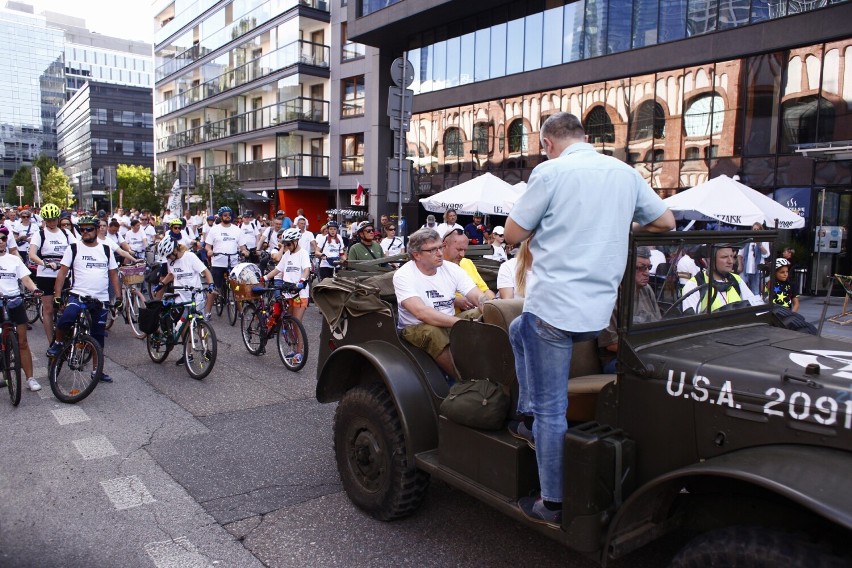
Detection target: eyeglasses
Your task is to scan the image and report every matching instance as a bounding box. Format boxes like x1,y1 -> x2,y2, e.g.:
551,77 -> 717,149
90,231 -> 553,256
635,265 -> 652,272
419,245 -> 445,255
79,226 -> 97,233
387,227 -> 396,231
0,236 -> 7,241
141,218 -> 149,221
493,233 -> 504,237
362,228 -> 374,233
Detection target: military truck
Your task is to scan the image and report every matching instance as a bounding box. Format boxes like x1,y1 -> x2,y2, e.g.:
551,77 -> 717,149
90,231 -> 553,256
312,230 -> 851,566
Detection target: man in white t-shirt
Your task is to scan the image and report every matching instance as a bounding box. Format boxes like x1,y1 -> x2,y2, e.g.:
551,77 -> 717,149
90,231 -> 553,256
205,206 -> 249,299
49,216 -> 121,383
0,227 -> 43,391
113,208 -> 131,237
124,219 -> 149,258
239,210 -> 261,262
435,209 -> 463,240
295,217 -> 316,256
393,228 -> 485,382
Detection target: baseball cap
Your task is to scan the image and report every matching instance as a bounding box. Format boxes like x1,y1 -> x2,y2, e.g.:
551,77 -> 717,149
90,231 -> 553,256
275,210 -> 285,217
492,225 -> 505,235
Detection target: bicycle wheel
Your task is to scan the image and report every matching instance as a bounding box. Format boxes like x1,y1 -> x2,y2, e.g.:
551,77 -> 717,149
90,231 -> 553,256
277,316 -> 308,372
25,297 -> 40,324
4,330 -> 21,406
146,326 -> 173,363
183,319 -> 216,380
104,306 -> 116,330
227,297 -> 238,326
240,304 -> 264,355
49,334 -> 103,404
214,286 -> 225,317
125,287 -> 147,339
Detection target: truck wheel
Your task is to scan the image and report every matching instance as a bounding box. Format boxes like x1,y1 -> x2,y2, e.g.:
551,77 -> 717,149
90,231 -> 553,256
334,383 -> 429,521
670,526 -> 846,568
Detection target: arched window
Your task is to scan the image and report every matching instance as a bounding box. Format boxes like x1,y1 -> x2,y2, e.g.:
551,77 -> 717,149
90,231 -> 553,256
780,96 -> 835,151
684,94 -> 725,137
508,119 -> 528,153
444,128 -> 463,157
584,106 -> 615,144
472,122 -> 489,155
632,101 -> 666,140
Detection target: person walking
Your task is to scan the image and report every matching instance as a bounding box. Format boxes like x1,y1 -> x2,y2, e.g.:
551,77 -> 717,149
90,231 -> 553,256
503,112 -> 674,527
738,223 -> 770,296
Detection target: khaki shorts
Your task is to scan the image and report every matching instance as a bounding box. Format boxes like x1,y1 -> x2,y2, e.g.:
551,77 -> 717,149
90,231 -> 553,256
400,308 -> 480,359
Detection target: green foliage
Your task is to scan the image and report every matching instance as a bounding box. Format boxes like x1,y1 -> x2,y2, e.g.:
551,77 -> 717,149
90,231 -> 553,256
115,164 -> 161,213
7,155 -> 62,207
41,166 -> 75,209
189,173 -> 240,215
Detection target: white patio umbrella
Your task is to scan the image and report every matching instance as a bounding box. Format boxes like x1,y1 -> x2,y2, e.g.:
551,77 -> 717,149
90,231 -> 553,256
663,175 -> 805,229
419,172 -> 517,216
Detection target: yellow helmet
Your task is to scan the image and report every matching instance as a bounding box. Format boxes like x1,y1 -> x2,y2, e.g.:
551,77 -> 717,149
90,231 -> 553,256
41,203 -> 61,220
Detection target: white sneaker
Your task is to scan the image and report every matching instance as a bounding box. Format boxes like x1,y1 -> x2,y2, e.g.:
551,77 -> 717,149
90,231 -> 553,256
27,378 -> 41,392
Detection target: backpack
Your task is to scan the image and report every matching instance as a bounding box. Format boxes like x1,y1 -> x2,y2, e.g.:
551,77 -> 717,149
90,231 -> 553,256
37,227 -> 70,260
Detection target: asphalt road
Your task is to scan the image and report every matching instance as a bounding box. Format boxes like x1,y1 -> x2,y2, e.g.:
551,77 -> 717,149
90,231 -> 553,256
0,305 -> 682,568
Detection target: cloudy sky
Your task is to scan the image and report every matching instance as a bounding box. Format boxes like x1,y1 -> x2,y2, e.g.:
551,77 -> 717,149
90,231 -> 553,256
28,0 -> 154,43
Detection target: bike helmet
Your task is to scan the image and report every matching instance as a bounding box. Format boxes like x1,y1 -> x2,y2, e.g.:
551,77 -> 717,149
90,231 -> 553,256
158,238 -> 176,258
327,221 -> 339,229
217,206 -> 233,216
169,218 -> 183,227
41,203 -> 61,220
77,215 -> 98,226
775,258 -> 791,270
280,228 -> 302,243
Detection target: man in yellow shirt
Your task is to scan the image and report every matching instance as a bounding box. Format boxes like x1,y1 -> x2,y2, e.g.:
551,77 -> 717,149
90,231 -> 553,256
443,228 -> 495,312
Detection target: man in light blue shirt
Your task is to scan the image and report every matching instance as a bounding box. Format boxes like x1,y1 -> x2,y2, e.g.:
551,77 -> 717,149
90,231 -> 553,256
504,112 -> 675,527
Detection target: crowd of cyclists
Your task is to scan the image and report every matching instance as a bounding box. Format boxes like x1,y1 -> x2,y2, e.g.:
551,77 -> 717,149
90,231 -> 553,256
0,201 -> 392,399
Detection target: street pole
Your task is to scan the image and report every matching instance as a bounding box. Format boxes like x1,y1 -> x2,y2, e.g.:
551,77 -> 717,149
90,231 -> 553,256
397,50 -> 407,235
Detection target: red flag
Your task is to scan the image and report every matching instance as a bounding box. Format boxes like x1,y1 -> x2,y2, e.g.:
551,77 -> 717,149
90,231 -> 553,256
355,181 -> 364,206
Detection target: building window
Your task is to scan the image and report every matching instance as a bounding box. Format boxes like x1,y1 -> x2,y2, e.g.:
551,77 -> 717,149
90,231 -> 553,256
507,119 -> 528,153
341,23 -> 365,61
342,75 -> 365,117
685,147 -> 701,160
632,101 -> 666,140
585,106 -> 615,144
684,93 -> 726,137
341,133 -> 364,173
472,122 -> 489,155
444,128 -> 463,157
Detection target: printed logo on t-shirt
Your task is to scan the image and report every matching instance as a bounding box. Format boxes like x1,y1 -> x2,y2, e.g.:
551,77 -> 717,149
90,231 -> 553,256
80,254 -> 108,270
425,289 -> 454,310
0,270 -> 17,280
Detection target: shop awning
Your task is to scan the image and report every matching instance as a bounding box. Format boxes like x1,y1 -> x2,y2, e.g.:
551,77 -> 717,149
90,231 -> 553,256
794,141 -> 852,161
237,188 -> 270,202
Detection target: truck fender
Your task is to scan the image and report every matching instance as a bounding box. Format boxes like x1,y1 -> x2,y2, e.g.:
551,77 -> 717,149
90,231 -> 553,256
316,341 -> 438,464
603,445 -> 852,559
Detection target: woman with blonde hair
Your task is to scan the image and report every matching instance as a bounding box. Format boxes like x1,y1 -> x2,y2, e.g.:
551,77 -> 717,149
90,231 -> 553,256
497,236 -> 534,299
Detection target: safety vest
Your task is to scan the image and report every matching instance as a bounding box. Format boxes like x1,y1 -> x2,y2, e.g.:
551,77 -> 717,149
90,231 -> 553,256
690,271 -> 747,312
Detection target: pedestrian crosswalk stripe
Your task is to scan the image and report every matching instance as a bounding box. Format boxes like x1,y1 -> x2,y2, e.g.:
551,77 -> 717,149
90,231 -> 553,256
145,537 -> 212,568
73,435 -> 118,460
100,475 -> 156,510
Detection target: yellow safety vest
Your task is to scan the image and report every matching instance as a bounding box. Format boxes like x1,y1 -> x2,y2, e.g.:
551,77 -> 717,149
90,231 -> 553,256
691,271 -> 747,312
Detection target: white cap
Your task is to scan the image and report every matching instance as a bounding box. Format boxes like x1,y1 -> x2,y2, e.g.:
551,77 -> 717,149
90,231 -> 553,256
492,225 -> 505,235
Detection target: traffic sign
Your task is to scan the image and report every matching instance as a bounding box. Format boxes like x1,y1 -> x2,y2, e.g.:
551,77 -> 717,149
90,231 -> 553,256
16,185 -> 24,197
390,57 -> 414,88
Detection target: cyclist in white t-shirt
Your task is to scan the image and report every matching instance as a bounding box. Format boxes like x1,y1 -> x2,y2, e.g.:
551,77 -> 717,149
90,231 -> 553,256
28,203 -> 74,344
314,221 -> 346,279
262,228 -> 310,322
0,226 -> 43,391
205,206 -> 249,301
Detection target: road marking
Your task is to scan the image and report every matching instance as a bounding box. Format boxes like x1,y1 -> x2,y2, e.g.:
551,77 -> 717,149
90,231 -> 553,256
33,367 -> 48,379
144,537 -> 212,568
51,407 -> 90,425
72,435 -> 118,460
100,475 -> 156,510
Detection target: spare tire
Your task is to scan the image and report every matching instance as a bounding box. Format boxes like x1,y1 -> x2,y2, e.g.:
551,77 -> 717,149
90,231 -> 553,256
772,306 -> 817,335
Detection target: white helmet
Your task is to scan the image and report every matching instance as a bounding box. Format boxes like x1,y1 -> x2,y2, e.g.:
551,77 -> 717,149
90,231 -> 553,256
279,228 -> 302,243
157,238 -> 176,258
775,258 -> 791,270
229,262 -> 262,284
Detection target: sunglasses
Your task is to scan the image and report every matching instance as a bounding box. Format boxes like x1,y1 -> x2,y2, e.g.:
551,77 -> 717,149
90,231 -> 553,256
362,228 -> 374,233
79,226 -> 97,233
387,227 -> 396,231
0,235 -> 7,241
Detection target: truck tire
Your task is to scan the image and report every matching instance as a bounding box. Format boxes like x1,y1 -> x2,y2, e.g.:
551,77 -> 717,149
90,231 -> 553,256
773,306 -> 818,335
334,382 -> 429,521
670,526 -> 846,568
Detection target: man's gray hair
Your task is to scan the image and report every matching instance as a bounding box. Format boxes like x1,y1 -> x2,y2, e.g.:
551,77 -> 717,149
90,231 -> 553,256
409,228 -> 440,253
636,246 -> 652,259
541,112 -> 585,142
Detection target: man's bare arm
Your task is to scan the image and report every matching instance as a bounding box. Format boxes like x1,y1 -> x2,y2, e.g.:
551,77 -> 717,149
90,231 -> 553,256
503,218 -> 531,246
400,297 -> 459,328
632,210 -> 675,233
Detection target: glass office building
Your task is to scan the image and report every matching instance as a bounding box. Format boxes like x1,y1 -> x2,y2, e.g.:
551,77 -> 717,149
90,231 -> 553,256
347,0 -> 852,291
0,7 -> 65,199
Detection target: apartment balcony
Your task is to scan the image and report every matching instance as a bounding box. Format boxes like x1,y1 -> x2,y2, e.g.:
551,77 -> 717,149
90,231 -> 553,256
155,0 -> 331,81
156,39 -> 330,118
202,154 -> 330,189
157,97 -> 329,155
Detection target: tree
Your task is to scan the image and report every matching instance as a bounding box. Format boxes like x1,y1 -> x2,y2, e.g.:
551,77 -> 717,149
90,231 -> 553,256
189,172 -> 240,216
115,164 -> 161,213
7,155 -> 61,207
40,166 -> 75,209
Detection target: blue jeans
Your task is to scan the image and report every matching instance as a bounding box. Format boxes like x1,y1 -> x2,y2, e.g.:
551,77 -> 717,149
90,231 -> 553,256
509,312 -> 598,503
744,272 -> 762,295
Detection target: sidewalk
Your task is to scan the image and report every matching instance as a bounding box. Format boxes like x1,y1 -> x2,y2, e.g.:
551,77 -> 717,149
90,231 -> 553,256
797,295 -> 852,343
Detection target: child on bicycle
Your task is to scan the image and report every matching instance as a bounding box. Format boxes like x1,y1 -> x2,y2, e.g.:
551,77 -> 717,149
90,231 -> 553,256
261,228 -> 310,322
153,239 -> 215,365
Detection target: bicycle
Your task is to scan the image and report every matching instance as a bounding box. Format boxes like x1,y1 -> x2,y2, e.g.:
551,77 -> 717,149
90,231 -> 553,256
144,286 -> 218,380
48,295 -> 107,404
240,281 -> 309,371
118,262 -> 148,338
0,293 -> 35,406
211,252 -> 240,326
23,291 -> 40,325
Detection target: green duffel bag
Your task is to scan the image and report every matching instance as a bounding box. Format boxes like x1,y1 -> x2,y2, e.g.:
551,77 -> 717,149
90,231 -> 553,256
439,378 -> 509,430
